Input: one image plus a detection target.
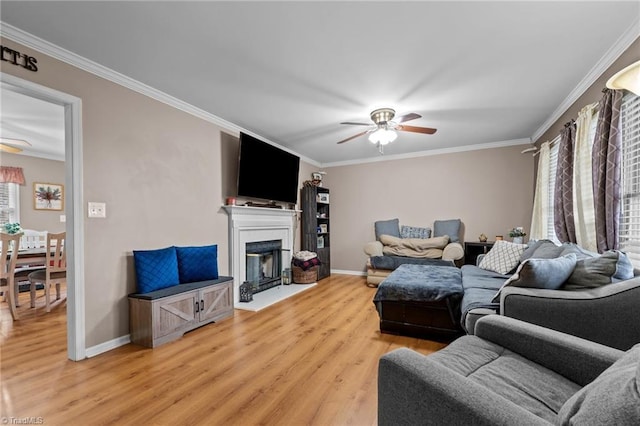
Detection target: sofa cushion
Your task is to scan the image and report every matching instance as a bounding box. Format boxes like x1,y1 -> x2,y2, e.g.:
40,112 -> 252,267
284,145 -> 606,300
175,244 -> 219,283
133,246 -> 180,294
520,239 -> 557,262
557,343 -> 640,425
524,240 -> 564,259
563,250 -> 635,290
433,219 -> 461,243
478,240 -> 527,275
400,225 -> 431,239
375,218 -> 400,240
430,335 -> 582,422
491,254 -> 577,303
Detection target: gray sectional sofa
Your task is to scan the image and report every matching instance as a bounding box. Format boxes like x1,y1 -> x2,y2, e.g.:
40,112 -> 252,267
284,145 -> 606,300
460,239 -> 640,351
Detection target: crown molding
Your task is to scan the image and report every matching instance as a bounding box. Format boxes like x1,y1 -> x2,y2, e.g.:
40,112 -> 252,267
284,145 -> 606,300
322,138 -> 532,168
0,22 -> 320,167
532,19 -> 640,142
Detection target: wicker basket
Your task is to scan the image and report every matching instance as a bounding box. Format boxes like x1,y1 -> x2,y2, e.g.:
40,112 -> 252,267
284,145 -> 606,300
292,265 -> 318,284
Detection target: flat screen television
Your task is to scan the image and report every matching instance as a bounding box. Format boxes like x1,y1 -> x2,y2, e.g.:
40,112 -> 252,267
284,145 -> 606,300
237,132 -> 300,204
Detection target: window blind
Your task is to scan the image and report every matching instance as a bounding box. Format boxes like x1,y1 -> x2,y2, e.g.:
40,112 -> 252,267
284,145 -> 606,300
620,93 -> 640,267
0,182 -> 19,226
546,136 -> 560,243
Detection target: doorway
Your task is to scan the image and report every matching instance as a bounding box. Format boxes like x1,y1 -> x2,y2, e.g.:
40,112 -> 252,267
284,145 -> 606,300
1,72 -> 85,360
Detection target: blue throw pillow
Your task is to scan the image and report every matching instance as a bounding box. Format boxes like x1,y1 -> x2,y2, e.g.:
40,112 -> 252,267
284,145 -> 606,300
175,244 -> 219,283
133,246 -> 180,294
433,219 -> 462,243
375,218 -> 400,241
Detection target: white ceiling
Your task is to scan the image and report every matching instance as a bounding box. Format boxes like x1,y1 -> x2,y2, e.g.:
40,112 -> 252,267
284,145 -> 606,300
0,87 -> 65,160
1,1 -> 639,165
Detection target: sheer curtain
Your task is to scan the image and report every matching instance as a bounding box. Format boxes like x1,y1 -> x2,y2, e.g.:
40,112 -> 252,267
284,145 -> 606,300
573,103 -> 598,252
592,89 -> 623,252
554,121 -> 577,243
530,142 -> 551,240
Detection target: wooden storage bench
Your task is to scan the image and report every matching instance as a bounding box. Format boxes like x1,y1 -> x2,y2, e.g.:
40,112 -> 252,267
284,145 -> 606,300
129,276 -> 233,348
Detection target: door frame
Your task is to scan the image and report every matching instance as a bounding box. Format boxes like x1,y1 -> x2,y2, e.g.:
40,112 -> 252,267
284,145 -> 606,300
1,72 -> 85,361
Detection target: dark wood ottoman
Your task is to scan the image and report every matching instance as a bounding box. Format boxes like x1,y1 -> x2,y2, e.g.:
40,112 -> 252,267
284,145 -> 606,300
372,264 -> 463,340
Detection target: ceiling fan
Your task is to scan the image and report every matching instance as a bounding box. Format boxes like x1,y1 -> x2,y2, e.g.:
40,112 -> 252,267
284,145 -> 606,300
337,108 -> 437,153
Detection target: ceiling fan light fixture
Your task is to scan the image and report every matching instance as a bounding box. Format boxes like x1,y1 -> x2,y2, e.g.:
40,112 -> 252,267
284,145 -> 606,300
368,128 -> 397,145
0,138 -> 31,154
606,59 -> 640,96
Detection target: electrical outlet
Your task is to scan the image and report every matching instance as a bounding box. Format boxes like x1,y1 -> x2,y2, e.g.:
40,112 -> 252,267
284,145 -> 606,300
88,202 -> 106,218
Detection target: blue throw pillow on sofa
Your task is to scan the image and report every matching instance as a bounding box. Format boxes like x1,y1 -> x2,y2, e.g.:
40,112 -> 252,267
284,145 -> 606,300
176,244 -> 219,283
434,219 -> 462,243
375,218 -> 401,241
133,246 -> 180,294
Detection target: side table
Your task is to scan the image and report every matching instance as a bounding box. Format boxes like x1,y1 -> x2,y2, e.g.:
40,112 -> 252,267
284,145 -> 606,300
464,241 -> 495,265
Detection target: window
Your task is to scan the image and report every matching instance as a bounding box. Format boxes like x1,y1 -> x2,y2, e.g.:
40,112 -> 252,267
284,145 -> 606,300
619,93 -> 640,267
545,136 -> 561,243
0,182 -> 20,226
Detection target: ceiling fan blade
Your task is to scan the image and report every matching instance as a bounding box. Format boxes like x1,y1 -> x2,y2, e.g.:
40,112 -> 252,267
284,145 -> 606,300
397,125 -> 437,135
337,131 -> 369,144
340,121 -> 372,126
394,112 -> 421,124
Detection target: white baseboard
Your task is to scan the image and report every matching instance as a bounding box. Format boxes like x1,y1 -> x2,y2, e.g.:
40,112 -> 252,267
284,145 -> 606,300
85,334 -> 131,358
331,269 -> 366,276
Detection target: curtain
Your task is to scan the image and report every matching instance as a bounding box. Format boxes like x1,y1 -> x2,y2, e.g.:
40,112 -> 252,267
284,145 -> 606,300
0,166 -> 25,184
592,89 -> 623,252
573,103 -> 598,252
530,142 -> 551,240
554,121 -> 577,243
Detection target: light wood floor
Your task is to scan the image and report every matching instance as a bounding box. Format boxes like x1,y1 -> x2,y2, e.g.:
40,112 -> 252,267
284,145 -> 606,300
1,274 -> 447,425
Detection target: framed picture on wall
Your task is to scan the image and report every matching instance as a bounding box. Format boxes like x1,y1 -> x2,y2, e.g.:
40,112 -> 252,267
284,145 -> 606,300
33,182 -> 64,211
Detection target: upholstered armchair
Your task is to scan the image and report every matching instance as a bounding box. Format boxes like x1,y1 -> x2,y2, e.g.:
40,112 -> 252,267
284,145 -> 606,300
364,218 -> 464,286
378,315 -> 640,425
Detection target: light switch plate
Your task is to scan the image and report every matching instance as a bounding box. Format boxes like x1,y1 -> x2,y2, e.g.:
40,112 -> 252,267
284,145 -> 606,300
88,202 -> 106,218
60,214 -> 66,223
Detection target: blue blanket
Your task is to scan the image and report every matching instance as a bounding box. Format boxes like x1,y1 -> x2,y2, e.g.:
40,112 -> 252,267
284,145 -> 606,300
373,264 -> 463,303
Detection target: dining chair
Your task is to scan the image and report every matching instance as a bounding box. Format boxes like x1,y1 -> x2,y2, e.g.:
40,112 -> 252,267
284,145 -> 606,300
1,232 -> 23,320
20,229 -> 47,249
27,231 -> 66,313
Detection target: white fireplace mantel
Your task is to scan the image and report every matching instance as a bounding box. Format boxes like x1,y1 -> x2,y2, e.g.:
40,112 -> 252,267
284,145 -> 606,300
222,205 -> 299,306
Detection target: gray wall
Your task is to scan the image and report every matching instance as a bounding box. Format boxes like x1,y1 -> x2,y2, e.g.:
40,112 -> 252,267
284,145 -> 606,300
324,145 -> 535,272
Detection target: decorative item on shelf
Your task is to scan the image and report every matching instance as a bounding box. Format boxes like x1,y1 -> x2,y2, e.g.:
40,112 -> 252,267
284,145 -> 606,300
239,281 -> 253,302
509,227 -> 527,244
479,233 -> 488,242
311,171 -> 326,187
282,268 -> 292,285
495,235 -> 503,241
2,222 -> 22,234
317,235 -> 325,248
225,197 -> 236,206
319,224 -> 328,233
317,193 -> 330,203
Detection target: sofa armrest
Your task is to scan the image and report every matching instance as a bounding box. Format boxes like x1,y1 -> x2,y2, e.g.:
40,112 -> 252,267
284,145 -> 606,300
378,347 -> 549,426
500,277 -> 640,350
363,241 -> 383,257
474,316 -> 624,387
442,242 -> 464,261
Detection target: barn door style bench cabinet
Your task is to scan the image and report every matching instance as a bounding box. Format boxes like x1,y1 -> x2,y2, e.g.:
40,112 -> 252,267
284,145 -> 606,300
129,277 -> 234,348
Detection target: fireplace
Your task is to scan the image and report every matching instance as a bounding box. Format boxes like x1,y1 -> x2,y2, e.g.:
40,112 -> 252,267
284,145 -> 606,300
246,240 -> 283,293
223,205 -> 297,307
